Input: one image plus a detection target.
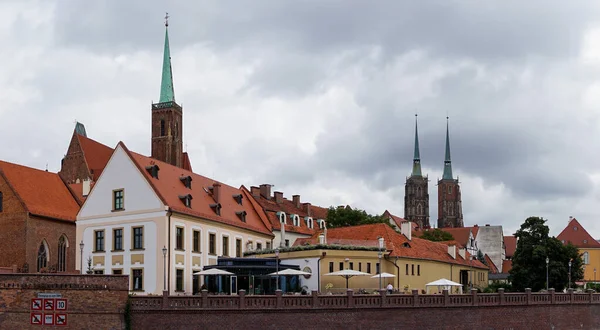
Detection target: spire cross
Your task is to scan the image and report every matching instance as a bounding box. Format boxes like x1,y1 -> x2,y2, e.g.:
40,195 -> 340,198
165,12 -> 169,27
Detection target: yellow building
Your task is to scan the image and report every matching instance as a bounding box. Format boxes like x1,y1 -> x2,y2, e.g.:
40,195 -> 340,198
250,223 -> 488,293
557,217 -> 600,282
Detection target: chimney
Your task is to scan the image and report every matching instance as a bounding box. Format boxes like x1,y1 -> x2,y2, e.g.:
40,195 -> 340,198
82,178 -> 91,197
319,233 -> 325,244
569,216 -> 573,223
292,195 -> 300,208
250,186 -> 260,197
378,236 -> 385,250
259,184 -> 271,199
274,191 -> 283,204
302,202 -> 312,217
400,221 -> 412,241
212,183 -> 221,203
448,245 -> 456,259
458,247 -> 466,259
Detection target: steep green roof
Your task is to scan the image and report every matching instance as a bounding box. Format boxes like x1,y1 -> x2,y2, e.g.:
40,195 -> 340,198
411,114 -> 422,177
442,117 -> 454,180
159,25 -> 175,103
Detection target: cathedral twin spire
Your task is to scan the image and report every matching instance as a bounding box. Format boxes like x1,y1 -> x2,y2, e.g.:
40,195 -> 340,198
159,13 -> 176,104
410,115 -> 455,181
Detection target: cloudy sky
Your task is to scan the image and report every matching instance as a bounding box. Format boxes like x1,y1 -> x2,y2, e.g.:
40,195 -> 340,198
3,1 -> 600,237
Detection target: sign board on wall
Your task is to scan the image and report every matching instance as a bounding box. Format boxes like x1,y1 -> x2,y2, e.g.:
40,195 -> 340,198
30,294 -> 68,327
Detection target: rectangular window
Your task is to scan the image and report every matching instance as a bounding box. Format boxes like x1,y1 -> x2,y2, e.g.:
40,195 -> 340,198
113,269 -> 123,275
113,189 -> 124,210
367,263 -> 371,274
193,230 -> 200,252
406,264 -> 409,275
339,262 -> 343,271
176,227 -> 184,250
417,265 -> 421,276
113,228 -> 123,251
94,230 -> 105,252
236,239 -> 242,257
193,275 -> 200,294
209,233 -> 216,255
266,242 -> 271,250
132,269 -> 143,291
285,239 -> 290,247
349,262 -> 354,270
133,227 -> 144,250
256,243 -> 262,250
376,263 -> 380,274
222,236 -> 229,256
359,262 -> 362,272
329,262 -> 334,273
411,264 -> 415,275
176,269 -> 184,292
94,270 -> 104,274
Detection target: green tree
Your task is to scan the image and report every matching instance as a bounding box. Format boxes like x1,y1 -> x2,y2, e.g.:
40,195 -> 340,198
509,217 -> 583,292
420,229 -> 454,242
325,206 -> 388,229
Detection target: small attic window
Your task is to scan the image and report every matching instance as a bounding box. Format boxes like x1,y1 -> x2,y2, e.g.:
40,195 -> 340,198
318,219 -> 326,229
178,194 -> 193,208
180,176 -> 192,189
277,211 -> 287,224
145,164 -> 160,179
210,203 -> 222,216
574,226 -> 578,231
236,211 -> 247,222
584,239 -> 588,244
402,242 -> 411,248
233,194 -> 243,205
305,217 -> 313,229
291,214 -> 300,226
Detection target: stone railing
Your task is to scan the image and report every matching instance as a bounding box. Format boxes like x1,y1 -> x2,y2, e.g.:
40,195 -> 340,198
130,288 -> 600,311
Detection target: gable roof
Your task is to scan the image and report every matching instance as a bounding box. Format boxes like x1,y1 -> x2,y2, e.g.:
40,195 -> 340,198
244,186 -> 328,235
484,254 -> 499,273
119,143 -> 272,236
77,134 -> 113,181
435,226 -> 479,247
382,210 -> 418,231
556,218 -> 600,248
0,160 -> 80,222
182,152 -> 193,172
504,235 -> 517,258
302,223 -> 488,269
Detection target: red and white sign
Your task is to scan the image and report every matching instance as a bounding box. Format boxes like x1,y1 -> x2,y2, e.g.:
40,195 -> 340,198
43,314 -> 54,325
43,299 -> 54,311
31,298 -> 42,310
55,313 -> 68,326
30,312 -> 42,325
56,298 -> 68,311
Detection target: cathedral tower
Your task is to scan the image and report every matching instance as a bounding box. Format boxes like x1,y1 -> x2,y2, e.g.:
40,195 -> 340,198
404,115 -> 430,229
151,15 -> 183,168
437,118 -> 463,228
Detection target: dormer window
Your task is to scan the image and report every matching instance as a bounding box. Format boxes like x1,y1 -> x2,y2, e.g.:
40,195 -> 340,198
179,176 -> 192,189
402,242 -> 410,248
291,214 -> 300,226
145,164 -> 160,179
210,203 -> 222,216
233,194 -> 243,205
305,217 -> 313,229
236,211 -> 247,222
179,194 -> 193,208
277,211 -> 287,224
318,219 -> 326,229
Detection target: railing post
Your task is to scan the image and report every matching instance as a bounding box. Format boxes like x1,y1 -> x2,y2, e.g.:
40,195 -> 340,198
568,288 -> 574,304
312,290 -> 319,308
471,288 -> 478,306
379,289 -> 387,307
549,288 -> 555,304
525,288 -> 531,305
498,288 -> 505,305
162,290 -> 169,310
412,289 -> 419,307
239,290 -> 246,309
347,289 -> 354,308
276,290 -> 283,309
201,289 -> 208,308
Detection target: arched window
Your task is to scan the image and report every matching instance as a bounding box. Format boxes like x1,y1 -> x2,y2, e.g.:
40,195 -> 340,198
583,252 -> 590,265
37,241 -> 48,272
57,235 -> 68,272
417,204 -> 423,215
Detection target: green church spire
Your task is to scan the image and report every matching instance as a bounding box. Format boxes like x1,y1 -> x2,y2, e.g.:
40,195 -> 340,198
411,114 -> 422,177
442,117 -> 454,180
159,13 -> 175,103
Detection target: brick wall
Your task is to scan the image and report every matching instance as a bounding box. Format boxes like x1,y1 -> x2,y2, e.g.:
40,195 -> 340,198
0,173 -> 29,269
25,215 -> 77,273
0,274 -> 129,329
58,133 -> 91,184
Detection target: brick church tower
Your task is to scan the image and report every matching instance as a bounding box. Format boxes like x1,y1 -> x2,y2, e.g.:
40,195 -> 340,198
437,118 -> 463,228
151,16 -> 183,168
404,115 -> 430,229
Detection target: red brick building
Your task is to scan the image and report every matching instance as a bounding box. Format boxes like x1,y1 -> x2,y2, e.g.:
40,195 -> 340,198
0,160 -> 79,273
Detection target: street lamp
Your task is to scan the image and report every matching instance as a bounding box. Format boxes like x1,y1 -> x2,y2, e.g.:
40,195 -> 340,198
546,257 -> 549,291
378,251 -> 383,290
79,240 -> 84,275
162,246 -> 167,292
275,248 -> 280,291
594,268 -> 597,283
568,259 -> 572,289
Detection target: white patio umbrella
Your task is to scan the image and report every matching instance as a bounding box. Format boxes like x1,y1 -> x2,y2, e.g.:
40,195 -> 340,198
371,272 -> 396,279
193,268 -> 234,276
425,278 -> 463,294
324,269 -> 372,289
267,268 -> 312,276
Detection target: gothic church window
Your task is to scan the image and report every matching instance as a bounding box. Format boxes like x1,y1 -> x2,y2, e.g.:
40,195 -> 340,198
160,120 -> 166,136
57,235 -> 68,272
37,241 -> 48,272
448,186 -> 452,194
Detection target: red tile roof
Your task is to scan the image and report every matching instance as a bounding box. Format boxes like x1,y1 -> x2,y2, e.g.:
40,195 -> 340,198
77,134 -> 113,181
305,223 -> 488,269
244,187 -> 328,235
504,235 -> 517,258
382,210 -> 418,231
484,254 -> 499,273
120,143 -> 273,236
502,260 -> 512,274
556,218 -> 600,248
0,161 -> 80,222
430,226 -> 479,247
